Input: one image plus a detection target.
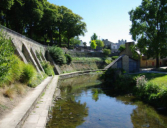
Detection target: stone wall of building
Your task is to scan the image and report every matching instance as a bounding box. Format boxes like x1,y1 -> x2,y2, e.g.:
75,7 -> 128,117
120,42 -> 134,57
122,55 -> 129,73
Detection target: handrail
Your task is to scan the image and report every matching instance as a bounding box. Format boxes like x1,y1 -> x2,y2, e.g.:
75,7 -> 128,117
0,25 -> 47,48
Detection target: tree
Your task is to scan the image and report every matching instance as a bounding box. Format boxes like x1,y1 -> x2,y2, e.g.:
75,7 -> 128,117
91,33 -> 98,40
56,6 -> 70,47
70,37 -> 81,46
96,40 -> 104,48
83,42 -> 87,47
37,2 -> 58,44
118,44 -> 125,52
129,0 -> 167,68
90,40 -> 97,49
6,0 -> 24,33
22,0 -> 46,38
0,0 -> 23,26
103,49 -> 111,57
64,12 -> 87,48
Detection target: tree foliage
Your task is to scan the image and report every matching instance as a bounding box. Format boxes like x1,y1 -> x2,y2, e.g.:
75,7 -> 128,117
118,44 -> 125,52
90,40 -> 97,49
129,0 -> 167,68
96,40 -> 104,48
91,33 -> 98,41
103,49 -> 111,57
0,1 -> 87,47
83,42 -> 87,47
70,37 -> 81,46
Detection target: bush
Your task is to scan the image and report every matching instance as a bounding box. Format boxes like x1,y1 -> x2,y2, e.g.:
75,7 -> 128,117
112,56 -> 119,60
104,57 -> 112,64
0,30 -> 14,82
101,68 -> 135,93
118,44 -> 125,52
20,64 -> 37,84
136,75 -> 147,91
0,55 -> 24,86
28,72 -> 47,88
41,61 -> 54,76
103,49 -> 111,56
115,75 -> 136,93
48,46 -> 66,65
65,54 -> 72,64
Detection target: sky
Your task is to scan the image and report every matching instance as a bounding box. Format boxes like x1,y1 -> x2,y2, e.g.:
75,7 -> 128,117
48,0 -> 142,44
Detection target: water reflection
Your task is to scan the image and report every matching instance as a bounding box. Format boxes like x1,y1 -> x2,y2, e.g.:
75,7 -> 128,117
47,98 -> 88,128
47,74 -> 167,128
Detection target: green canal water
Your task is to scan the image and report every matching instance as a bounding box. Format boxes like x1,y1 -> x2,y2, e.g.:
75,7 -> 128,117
46,74 -> 167,128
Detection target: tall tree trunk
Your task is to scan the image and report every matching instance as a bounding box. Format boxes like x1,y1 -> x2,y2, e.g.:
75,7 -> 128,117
44,38 -> 47,45
58,28 -> 61,47
156,55 -> 159,68
50,30 -> 53,44
68,38 -> 70,49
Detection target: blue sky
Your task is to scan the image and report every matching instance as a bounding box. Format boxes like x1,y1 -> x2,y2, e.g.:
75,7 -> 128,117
48,0 -> 142,44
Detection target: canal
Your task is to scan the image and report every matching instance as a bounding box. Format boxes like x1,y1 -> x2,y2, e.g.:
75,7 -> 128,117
46,74 -> 167,128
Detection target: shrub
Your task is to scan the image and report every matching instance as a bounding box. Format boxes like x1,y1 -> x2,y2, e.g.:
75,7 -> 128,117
65,54 -> 72,64
136,75 -> 147,90
28,72 -> 47,88
103,49 -> 111,56
0,30 -> 14,82
101,68 -> 135,93
112,56 -> 119,60
90,40 -> 97,49
0,55 -> 24,86
48,46 -> 66,65
20,64 -> 37,84
41,61 -> 54,76
118,44 -> 125,52
104,57 -> 112,64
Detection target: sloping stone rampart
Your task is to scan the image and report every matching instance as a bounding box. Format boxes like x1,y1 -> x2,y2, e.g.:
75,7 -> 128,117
0,25 -> 60,75
31,48 -> 45,72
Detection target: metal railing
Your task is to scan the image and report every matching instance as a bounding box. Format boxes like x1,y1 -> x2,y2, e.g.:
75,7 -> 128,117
0,25 -> 47,48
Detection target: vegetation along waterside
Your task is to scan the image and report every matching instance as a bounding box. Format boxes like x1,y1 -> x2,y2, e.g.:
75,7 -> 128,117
102,68 -> 167,108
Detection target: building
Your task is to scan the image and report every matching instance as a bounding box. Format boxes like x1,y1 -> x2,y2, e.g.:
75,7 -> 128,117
120,42 -> 167,68
102,39 -> 113,49
102,39 -> 127,53
105,55 -> 139,73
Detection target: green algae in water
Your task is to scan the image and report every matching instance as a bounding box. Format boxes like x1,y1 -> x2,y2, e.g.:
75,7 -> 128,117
46,74 -> 167,128
47,98 -> 88,128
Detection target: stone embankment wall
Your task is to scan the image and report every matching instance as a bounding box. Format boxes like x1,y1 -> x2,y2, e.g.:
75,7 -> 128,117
59,61 -> 106,74
0,25 -> 60,75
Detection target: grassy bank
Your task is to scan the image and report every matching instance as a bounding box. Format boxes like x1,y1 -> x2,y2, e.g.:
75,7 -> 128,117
102,69 -> 167,108
130,73 -> 167,85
